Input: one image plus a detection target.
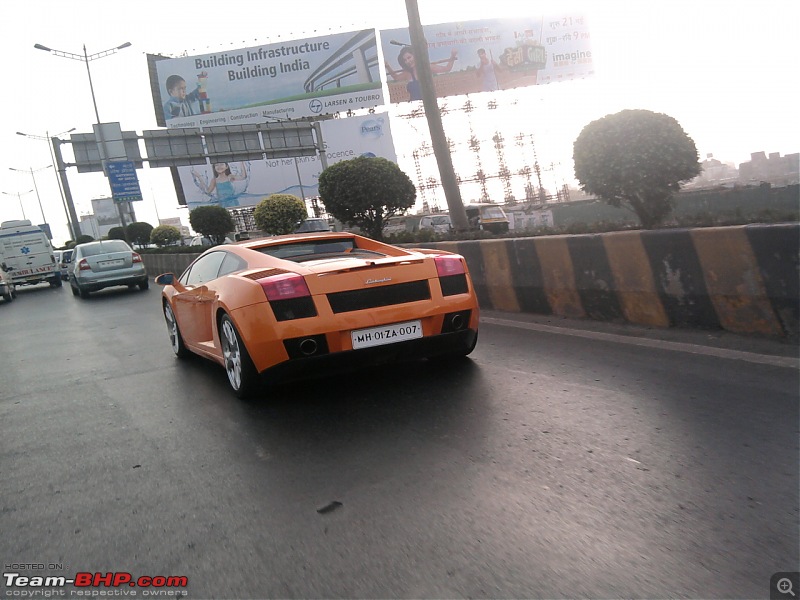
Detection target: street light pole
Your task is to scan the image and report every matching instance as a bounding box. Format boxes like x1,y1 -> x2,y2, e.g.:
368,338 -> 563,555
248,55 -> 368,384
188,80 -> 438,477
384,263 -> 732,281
404,0 -> 469,232
34,41 -> 132,241
83,45 -> 103,125
1,190 -> 33,220
17,129 -> 78,241
9,166 -> 51,225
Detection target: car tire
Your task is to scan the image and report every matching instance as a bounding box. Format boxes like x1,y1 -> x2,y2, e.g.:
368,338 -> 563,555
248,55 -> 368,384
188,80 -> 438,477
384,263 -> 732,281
3,292 -> 12,302
79,287 -> 90,299
139,279 -> 149,291
50,276 -> 62,288
163,301 -> 189,359
70,283 -> 79,297
219,313 -> 259,399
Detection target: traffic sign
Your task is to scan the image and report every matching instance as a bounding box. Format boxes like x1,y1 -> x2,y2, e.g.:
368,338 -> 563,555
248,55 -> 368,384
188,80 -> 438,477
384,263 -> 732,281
106,160 -> 143,202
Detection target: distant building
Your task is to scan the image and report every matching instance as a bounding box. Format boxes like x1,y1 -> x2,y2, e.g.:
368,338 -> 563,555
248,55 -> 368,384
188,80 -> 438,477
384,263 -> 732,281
686,154 -> 739,189
78,215 -> 100,239
158,217 -> 190,238
738,151 -> 799,186
77,198 -> 138,239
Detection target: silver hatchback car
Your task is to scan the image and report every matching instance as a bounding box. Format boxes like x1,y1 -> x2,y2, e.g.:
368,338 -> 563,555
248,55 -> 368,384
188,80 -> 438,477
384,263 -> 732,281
69,240 -> 149,299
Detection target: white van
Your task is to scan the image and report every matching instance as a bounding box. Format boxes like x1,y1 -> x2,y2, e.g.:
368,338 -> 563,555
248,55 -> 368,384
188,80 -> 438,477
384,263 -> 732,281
0,220 -> 61,287
418,214 -> 453,233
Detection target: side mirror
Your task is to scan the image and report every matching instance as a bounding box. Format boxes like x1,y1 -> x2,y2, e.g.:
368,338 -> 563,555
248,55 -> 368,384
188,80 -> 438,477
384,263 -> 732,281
155,273 -> 175,285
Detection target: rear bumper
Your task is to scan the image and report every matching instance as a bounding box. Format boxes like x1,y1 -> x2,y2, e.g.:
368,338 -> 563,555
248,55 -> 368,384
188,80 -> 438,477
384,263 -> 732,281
11,271 -> 59,286
74,267 -> 147,291
259,328 -> 477,385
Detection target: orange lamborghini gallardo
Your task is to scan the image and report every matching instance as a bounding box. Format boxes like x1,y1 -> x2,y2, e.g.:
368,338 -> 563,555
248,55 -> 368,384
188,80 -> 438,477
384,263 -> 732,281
155,232 -> 479,398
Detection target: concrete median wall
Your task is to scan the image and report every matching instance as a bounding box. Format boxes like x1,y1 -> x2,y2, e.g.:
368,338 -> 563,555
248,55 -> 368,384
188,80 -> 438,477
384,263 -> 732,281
142,224 -> 799,338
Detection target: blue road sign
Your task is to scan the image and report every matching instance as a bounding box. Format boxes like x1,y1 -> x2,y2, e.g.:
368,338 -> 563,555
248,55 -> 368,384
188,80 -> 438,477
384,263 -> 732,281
106,160 -> 143,202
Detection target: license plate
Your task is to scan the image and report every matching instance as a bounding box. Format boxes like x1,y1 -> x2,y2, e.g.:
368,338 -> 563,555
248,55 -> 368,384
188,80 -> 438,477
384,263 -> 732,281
100,259 -> 124,267
351,319 -> 422,350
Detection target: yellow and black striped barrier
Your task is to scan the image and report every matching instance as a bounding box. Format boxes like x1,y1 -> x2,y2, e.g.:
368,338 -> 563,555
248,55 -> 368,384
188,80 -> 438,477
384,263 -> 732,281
439,224 -> 798,338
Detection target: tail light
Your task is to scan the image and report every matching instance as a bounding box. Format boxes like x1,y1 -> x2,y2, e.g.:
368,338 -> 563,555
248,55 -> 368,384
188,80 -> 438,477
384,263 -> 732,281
258,273 -> 311,301
132,253 -> 143,263
434,256 -> 465,277
78,258 -> 91,271
258,273 -> 317,321
435,256 -> 468,296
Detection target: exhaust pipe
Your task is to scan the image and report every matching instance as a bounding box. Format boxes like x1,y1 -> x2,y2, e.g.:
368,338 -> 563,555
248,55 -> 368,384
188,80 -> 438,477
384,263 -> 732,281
298,338 -> 318,356
450,314 -> 465,331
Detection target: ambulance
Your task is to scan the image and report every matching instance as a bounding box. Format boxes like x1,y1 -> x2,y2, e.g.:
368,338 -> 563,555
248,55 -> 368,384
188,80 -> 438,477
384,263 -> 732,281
0,220 -> 62,287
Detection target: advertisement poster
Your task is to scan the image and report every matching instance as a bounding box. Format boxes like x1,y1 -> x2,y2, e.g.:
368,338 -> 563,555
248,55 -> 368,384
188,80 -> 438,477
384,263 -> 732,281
176,113 -> 397,210
153,29 -> 384,128
380,14 -> 592,103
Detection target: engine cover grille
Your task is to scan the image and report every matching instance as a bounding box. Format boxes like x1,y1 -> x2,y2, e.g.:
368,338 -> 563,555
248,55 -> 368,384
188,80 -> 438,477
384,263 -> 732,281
327,280 -> 431,313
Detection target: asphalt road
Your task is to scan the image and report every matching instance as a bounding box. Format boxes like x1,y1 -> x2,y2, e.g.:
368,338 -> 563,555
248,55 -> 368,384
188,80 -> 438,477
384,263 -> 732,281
1,282 -> 798,599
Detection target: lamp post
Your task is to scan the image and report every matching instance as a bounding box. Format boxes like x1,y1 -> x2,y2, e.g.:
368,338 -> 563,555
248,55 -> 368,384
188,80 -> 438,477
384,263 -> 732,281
17,129 -> 78,241
1,190 -> 34,220
9,166 -> 51,225
34,41 -> 132,240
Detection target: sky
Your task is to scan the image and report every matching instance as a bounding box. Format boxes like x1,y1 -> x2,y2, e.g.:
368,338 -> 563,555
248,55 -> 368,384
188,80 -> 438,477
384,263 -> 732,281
1,0 -> 798,247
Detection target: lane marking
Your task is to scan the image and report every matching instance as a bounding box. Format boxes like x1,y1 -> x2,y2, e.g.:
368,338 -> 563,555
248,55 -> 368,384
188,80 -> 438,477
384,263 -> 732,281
481,317 -> 800,369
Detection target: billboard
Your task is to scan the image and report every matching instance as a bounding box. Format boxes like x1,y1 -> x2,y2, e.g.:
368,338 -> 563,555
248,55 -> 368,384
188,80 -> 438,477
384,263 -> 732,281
151,29 -> 384,128
176,112 -> 397,210
87,198 -> 135,239
380,14 -> 592,103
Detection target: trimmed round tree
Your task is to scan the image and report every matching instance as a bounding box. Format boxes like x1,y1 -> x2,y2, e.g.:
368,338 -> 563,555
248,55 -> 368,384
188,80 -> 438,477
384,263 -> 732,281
253,194 -> 308,235
189,205 -> 234,245
150,224 -> 182,247
318,156 -> 416,240
107,227 -> 125,241
127,222 -> 154,247
573,109 -> 701,229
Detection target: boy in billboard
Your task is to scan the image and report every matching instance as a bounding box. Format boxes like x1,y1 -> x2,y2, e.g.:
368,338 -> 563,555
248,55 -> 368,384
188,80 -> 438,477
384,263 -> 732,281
385,46 -> 458,101
476,48 -> 501,92
163,74 -> 201,120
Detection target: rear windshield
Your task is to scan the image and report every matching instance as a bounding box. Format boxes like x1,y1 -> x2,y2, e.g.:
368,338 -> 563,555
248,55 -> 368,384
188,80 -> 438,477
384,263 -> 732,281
79,241 -> 131,257
481,207 -> 507,219
255,239 -> 384,263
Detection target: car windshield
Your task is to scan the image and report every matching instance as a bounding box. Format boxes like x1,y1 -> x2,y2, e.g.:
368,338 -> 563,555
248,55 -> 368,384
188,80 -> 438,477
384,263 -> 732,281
79,241 -> 131,257
256,239 -> 384,262
481,207 -> 506,219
